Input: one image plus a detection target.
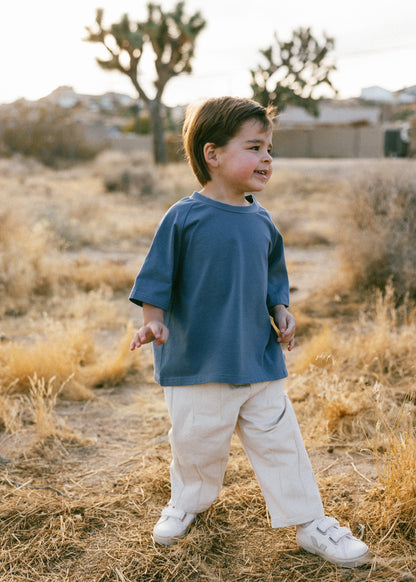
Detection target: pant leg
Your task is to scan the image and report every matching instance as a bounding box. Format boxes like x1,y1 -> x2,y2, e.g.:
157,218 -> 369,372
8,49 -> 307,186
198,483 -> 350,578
163,383 -> 248,514
235,380 -> 325,528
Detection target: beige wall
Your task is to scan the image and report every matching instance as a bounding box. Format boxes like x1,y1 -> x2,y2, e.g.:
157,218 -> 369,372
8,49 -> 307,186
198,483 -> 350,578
273,126 -> 384,158
409,127 -> 416,158
108,126 -> 389,159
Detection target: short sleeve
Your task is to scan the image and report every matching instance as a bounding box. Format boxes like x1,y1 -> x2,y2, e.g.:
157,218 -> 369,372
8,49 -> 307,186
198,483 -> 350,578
129,205 -> 184,310
267,227 -> 290,309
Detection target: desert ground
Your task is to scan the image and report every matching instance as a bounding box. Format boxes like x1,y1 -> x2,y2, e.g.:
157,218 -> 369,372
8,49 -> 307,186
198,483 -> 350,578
0,153 -> 415,581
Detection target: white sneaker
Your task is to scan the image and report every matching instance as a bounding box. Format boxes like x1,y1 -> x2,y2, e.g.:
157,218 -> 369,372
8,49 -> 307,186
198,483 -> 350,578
296,516 -> 371,568
153,504 -> 196,546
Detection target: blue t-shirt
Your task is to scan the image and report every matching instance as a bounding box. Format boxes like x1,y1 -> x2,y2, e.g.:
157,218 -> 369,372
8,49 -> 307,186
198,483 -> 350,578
129,191 -> 290,386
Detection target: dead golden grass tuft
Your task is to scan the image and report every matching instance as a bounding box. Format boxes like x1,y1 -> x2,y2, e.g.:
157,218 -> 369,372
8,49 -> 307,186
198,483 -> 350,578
0,208 -> 62,314
81,323 -> 140,389
0,320 -> 95,398
0,321 -> 142,400
61,257 -> 135,293
292,325 -> 335,373
0,393 -> 24,433
27,373 -> 78,440
364,400 -> 416,542
28,374 -> 62,427
293,285 -> 416,387
336,168 -> 416,302
288,286 -> 416,449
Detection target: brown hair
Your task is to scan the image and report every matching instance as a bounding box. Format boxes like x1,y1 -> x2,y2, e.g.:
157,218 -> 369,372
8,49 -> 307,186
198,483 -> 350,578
182,97 -> 276,185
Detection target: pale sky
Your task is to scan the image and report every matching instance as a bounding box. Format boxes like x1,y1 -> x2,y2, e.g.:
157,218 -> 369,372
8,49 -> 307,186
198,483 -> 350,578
1,0 -> 415,106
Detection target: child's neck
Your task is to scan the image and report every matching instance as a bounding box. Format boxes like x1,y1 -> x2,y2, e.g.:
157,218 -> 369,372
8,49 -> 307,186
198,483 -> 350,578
199,185 -> 251,207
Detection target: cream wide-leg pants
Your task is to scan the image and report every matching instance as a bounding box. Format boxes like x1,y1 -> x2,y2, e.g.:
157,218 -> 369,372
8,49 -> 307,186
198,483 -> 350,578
163,380 -> 324,528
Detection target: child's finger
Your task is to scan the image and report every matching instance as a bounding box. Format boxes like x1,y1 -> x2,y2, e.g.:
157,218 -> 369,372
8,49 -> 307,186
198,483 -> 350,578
130,337 -> 142,350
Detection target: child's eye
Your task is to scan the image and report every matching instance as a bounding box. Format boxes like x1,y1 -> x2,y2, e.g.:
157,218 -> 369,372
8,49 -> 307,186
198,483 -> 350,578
250,145 -> 260,151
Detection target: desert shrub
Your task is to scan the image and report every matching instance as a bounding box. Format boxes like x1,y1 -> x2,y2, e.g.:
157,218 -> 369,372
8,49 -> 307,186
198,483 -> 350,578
94,150 -> 198,200
93,150 -> 156,196
338,171 -> 416,302
0,101 -> 105,167
105,165 -> 155,196
290,287 -> 416,445
366,399 -> 416,540
60,257 -> 134,293
0,209 -> 61,315
0,321 -> 140,400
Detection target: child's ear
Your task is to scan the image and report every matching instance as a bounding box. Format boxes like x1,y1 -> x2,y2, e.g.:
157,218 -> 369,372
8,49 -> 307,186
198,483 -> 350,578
203,143 -> 218,168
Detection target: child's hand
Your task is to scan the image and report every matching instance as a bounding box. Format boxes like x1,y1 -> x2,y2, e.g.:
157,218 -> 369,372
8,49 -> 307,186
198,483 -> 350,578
130,321 -> 169,350
272,305 -> 296,351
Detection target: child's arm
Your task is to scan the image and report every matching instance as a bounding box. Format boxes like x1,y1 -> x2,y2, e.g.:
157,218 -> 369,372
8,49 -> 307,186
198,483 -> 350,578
270,304 -> 296,351
130,303 -> 169,350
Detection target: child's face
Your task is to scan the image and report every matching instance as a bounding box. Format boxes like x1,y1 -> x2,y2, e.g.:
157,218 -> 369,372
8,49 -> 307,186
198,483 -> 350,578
213,119 -> 273,195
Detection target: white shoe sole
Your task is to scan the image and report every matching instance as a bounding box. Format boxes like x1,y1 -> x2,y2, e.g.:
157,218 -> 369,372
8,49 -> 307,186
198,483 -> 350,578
299,542 -> 372,568
153,521 -> 195,546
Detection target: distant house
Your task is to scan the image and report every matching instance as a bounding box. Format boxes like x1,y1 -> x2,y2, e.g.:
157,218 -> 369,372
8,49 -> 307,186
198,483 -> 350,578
278,102 -> 381,128
360,85 -> 416,105
98,92 -> 136,111
360,86 -> 394,103
44,86 -> 81,109
396,86 -> 416,104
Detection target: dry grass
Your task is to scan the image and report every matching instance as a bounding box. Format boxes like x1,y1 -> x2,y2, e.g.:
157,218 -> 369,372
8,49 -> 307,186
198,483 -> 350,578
336,167 -> 416,302
0,321 -> 141,401
0,154 -> 416,581
0,208 -> 62,314
289,287 -> 416,450
262,167 -> 342,248
371,420 -> 416,537
0,431 -> 415,581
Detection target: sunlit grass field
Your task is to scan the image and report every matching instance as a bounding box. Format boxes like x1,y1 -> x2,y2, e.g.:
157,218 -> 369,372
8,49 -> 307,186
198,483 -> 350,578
0,152 -> 415,581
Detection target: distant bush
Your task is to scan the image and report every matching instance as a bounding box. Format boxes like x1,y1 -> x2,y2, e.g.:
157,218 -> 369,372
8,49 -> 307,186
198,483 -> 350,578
0,209 -> 60,315
105,165 -> 155,196
94,150 -> 156,196
0,101 -> 105,167
121,114 -> 151,135
338,171 -> 416,302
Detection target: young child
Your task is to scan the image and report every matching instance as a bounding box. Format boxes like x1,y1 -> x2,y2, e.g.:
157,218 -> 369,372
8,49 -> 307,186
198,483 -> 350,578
129,96 -> 371,568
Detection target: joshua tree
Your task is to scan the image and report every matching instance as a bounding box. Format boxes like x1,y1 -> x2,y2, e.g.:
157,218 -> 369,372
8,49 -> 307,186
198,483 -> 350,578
250,27 -> 337,116
85,2 -> 206,163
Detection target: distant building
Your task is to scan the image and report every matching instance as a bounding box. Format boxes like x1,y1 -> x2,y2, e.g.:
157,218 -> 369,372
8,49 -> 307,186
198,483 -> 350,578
274,100 -> 384,158
41,86 -> 137,112
360,86 -> 394,103
360,85 -> 416,105
396,86 -> 416,104
278,102 -> 381,128
98,92 -> 136,111
44,86 -> 81,108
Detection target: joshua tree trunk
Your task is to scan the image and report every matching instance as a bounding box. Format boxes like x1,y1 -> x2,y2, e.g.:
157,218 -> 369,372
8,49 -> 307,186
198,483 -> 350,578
148,100 -> 167,165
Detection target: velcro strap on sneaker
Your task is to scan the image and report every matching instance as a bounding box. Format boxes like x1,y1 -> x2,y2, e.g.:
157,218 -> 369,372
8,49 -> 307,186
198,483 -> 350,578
316,516 -> 339,534
161,507 -> 187,521
328,526 -> 352,544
